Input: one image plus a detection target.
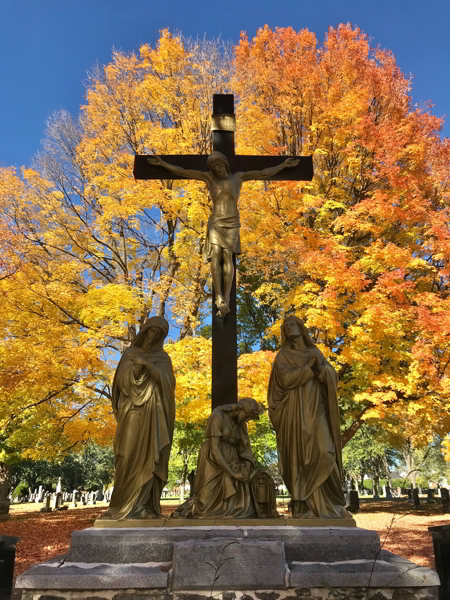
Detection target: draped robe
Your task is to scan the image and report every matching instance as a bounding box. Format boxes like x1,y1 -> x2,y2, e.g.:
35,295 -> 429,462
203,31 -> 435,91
106,343 -> 175,520
176,408 -> 256,519
203,213 -> 241,262
268,345 -> 350,519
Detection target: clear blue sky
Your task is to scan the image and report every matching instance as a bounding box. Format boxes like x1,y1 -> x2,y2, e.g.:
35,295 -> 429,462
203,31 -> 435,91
1,0 -> 449,169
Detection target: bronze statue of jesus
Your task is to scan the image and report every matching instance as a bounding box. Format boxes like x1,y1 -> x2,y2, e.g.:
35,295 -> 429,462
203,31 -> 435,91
148,152 -> 299,317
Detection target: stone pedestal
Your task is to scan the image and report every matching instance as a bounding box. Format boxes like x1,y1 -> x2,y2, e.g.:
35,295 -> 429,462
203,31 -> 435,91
16,524 -> 439,600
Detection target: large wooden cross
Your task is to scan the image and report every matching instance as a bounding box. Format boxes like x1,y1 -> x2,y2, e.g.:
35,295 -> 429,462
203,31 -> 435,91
134,94 -> 313,410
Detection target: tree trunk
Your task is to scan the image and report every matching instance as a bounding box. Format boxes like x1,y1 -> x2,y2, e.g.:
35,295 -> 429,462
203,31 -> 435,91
383,455 -> 393,487
341,408 -> 370,447
0,463 -> 10,501
359,470 -> 366,494
403,444 -> 417,488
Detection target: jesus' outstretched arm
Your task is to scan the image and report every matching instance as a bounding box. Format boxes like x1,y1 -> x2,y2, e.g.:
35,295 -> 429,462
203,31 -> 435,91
237,157 -> 300,183
147,156 -> 211,184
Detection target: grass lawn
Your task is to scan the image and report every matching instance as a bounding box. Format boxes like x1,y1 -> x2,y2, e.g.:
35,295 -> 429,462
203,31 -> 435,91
1,499 -> 448,581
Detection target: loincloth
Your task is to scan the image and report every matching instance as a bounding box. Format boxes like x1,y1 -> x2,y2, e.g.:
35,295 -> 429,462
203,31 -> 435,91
203,214 -> 241,262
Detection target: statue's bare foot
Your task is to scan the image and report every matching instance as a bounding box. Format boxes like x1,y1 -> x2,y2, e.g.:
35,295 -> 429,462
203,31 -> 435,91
215,296 -> 229,318
216,300 -> 230,319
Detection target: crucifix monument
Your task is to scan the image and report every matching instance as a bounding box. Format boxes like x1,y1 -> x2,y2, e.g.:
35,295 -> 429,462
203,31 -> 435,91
134,94 -> 313,409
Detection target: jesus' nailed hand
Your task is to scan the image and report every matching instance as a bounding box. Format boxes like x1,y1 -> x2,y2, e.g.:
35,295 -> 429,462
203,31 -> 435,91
147,153 -> 300,318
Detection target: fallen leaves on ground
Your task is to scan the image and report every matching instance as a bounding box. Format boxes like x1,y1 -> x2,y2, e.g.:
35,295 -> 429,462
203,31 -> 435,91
1,500 -> 447,581
354,500 -> 448,569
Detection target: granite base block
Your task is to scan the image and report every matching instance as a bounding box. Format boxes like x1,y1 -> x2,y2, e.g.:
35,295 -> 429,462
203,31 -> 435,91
16,557 -> 169,590
289,558 -> 440,588
68,526 -> 379,564
172,539 -> 286,590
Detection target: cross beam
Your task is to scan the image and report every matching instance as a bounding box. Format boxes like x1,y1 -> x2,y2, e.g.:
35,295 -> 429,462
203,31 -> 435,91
134,94 -> 313,410
134,154 -> 313,181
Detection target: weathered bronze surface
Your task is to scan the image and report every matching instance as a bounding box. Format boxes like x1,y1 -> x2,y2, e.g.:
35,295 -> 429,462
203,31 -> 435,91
134,94 -> 313,411
148,154 -> 299,318
102,316 -> 176,520
250,470 -> 278,518
268,316 -> 351,520
172,398 -> 265,519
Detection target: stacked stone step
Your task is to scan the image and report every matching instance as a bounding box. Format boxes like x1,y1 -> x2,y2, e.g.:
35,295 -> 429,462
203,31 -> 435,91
16,526 -> 439,597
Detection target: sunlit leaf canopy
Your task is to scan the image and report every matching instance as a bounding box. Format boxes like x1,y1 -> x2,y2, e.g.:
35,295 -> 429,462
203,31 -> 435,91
0,25 -> 449,461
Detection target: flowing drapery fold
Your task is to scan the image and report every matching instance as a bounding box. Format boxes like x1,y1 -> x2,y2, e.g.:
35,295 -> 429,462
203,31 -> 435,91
176,408 -> 256,518
107,344 -> 175,520
268,346 -> 349,519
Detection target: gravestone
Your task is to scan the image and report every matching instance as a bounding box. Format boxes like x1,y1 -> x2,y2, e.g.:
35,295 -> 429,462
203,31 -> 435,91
96,486 -> 104,502
187,470 -> 196,497
55,492 -> 63,509
37,486 -> 44,502
385,485 -> 393,499
440,487 -> 449,513
40,494 -> 52,513
346,490 -> 360,513
428,524 -> 450,600
0,535 -> 20,599
427,489 -> 436,504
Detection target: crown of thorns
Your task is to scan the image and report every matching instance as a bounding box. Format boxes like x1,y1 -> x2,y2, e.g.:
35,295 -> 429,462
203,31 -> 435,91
207,152 -> 230,169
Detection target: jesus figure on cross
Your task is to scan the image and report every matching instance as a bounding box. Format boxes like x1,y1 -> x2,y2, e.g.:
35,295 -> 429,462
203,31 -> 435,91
148,152 -> 299,317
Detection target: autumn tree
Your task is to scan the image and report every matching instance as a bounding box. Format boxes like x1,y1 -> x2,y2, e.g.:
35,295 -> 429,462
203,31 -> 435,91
0,33 -> 231,462
0,25 -> 449,476
234,24 -> 450,447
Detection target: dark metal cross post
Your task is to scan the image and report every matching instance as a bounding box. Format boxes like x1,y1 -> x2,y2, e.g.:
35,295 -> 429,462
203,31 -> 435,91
134,94 -> 313,411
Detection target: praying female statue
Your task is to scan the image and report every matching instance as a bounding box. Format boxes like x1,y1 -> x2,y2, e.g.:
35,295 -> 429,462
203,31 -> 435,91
103,316 -> 176,520
268,316 -> 351,520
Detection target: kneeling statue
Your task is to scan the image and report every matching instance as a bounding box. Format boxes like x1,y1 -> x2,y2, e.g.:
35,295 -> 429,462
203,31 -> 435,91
174,398 -> 265,519
103,316 -> 175,520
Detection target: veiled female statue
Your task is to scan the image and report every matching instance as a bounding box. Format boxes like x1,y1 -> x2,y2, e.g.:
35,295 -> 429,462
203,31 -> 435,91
174,398 -> 265,519
268,316 -> 350,519
103,316 -> 175,520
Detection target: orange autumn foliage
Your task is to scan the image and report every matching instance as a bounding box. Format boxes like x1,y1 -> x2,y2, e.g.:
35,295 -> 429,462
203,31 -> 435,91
234,25 -> 450,447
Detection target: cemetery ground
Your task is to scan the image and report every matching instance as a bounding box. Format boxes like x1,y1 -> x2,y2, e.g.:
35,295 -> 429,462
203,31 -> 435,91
1,499 -> 448,582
